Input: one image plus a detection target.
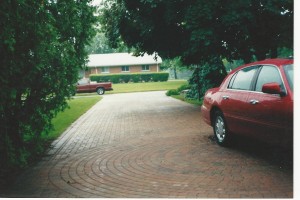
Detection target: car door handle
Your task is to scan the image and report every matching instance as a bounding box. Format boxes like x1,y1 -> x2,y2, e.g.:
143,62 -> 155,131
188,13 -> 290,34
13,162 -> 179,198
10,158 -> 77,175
222,95 -> 229,100
249,99 -> 259,105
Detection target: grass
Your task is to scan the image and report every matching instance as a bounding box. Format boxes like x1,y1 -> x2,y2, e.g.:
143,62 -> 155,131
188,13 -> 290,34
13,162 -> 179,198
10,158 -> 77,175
108,80 -> 188,94
43,96 -> 102,140
76,80 -> 188,96
171,95 -> 203,106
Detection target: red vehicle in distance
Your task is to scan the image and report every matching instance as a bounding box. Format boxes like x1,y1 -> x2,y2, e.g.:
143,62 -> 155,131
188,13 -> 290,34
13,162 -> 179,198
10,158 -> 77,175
76,78 -> 113,95
201,58 -> 293,147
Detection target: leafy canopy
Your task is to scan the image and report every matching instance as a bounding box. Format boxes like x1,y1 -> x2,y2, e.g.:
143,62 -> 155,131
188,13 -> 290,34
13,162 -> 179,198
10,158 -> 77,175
100,0 -> 293,63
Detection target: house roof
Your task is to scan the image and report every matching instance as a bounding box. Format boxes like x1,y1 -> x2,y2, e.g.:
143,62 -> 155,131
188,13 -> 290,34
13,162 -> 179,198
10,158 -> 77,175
87,53 -> 162,67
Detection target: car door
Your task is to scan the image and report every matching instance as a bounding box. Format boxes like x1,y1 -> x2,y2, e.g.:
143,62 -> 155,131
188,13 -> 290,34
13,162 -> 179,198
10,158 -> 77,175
244,65 -> 293,143
220,65 -> 259,135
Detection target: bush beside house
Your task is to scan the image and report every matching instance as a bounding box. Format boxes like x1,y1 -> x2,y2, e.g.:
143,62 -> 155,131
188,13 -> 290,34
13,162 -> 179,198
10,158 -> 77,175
90,72 -> 169,83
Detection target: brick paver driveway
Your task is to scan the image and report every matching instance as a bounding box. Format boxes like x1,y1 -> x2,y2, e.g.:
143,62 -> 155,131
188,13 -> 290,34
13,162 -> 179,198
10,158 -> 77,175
3,91 -> 292,198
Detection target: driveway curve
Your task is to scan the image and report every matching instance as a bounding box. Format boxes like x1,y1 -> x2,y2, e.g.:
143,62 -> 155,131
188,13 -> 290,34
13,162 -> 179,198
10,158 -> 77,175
3,91 -> 292,198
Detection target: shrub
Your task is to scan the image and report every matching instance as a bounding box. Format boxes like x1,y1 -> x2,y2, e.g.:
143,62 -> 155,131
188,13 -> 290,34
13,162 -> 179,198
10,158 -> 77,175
186,58 -> 227,100
177,84 -> 191,92
90,72 -> 169,83
166,83 -> 191,96
166,89 -> 179,96
152,72 -> 169,82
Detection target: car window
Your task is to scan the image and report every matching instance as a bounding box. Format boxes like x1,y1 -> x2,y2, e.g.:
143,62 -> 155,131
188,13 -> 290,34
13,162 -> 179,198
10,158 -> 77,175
284,64 -> 293,91
78,78 -> 90,85
229,66 -> 258,90
255,65 -> 283,92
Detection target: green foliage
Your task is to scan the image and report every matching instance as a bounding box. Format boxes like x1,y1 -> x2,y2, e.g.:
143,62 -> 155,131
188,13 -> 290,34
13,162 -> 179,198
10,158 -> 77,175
161,57 -> 189,79
100,0 -> 293,64
186,58 -> 227,100
278,47 -> 293,58
0,0 -> 97,175
85,32 -> 130,54
171,95 -> 203,106
100,0 -> 189,58
185,0 -> 293,62
222,59 -> 245,72
90,72 -> 169,83
166,83 -> 191,96
166,89 -> 179,96
177,84 -> 191,92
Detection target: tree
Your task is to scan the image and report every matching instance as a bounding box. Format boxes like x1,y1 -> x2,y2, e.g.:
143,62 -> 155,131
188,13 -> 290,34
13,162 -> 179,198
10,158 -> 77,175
100,0 -> 292,61
161,57 -> 189,79
0,0 -> 97,173
99,0 -> 293,95
85,32 -> 130,54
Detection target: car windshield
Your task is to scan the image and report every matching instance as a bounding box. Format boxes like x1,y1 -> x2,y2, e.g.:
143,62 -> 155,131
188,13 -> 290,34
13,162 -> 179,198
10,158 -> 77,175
284,64 -> 293,91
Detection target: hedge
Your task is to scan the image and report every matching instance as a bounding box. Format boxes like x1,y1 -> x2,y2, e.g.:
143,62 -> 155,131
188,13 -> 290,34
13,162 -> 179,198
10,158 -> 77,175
90,72 -> 169,83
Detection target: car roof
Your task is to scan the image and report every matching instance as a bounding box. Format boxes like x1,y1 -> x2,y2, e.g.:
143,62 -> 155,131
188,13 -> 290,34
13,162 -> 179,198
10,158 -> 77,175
230,58 -> 293,74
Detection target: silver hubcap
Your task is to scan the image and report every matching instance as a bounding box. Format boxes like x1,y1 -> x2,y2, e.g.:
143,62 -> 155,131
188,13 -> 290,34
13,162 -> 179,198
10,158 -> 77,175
98,89 -> 103,94
215,116 -> 226,142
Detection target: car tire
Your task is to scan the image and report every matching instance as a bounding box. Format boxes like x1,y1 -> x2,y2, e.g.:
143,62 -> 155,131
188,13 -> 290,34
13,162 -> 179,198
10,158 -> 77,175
96,87 -> 105,95
213,110 -> 230,146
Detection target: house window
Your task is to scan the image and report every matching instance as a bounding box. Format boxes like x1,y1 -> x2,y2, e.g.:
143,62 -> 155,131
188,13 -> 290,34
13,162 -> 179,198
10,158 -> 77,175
122,66 -> 130,72
101,67 -> 109,73
142,65 -> 150,71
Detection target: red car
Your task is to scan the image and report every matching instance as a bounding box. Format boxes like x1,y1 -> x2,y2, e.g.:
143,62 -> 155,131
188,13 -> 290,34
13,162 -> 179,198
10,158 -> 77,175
201,58 -> 293,147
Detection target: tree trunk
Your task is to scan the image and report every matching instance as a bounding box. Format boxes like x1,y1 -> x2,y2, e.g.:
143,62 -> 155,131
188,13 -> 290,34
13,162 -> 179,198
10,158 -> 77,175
174,67 -> 178,79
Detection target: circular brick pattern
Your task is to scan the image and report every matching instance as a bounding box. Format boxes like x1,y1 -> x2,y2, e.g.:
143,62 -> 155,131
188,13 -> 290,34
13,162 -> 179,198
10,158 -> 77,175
4,92 -> 292,198
49,135 -> 292,198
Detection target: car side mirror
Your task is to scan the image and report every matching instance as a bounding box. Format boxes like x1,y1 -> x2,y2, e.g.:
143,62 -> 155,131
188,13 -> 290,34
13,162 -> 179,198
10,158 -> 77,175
262,82 -> 285,97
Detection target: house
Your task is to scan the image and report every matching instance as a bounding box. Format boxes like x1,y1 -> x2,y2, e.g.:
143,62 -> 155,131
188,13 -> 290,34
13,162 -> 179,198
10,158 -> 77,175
80,53 -> 163,78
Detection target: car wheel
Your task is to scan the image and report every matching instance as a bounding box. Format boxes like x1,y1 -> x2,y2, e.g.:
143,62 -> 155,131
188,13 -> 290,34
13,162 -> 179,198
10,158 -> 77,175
96,87 -> 105,95
213,111 -> 230,146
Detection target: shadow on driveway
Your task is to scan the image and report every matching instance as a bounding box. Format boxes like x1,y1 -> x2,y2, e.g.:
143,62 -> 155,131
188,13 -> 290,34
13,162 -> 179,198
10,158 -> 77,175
209,135 -> 293,170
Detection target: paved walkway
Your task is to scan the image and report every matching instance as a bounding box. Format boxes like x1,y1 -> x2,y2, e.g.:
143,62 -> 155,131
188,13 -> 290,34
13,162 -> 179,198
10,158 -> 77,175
2,91 -> 293,198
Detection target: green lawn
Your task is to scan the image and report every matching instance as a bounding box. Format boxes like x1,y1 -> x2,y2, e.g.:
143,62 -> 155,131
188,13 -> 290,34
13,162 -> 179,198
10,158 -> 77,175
43,96 -> 102,140
76,80 -> 188,96
108,80 -> 188,94
171,95 -> 203,106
